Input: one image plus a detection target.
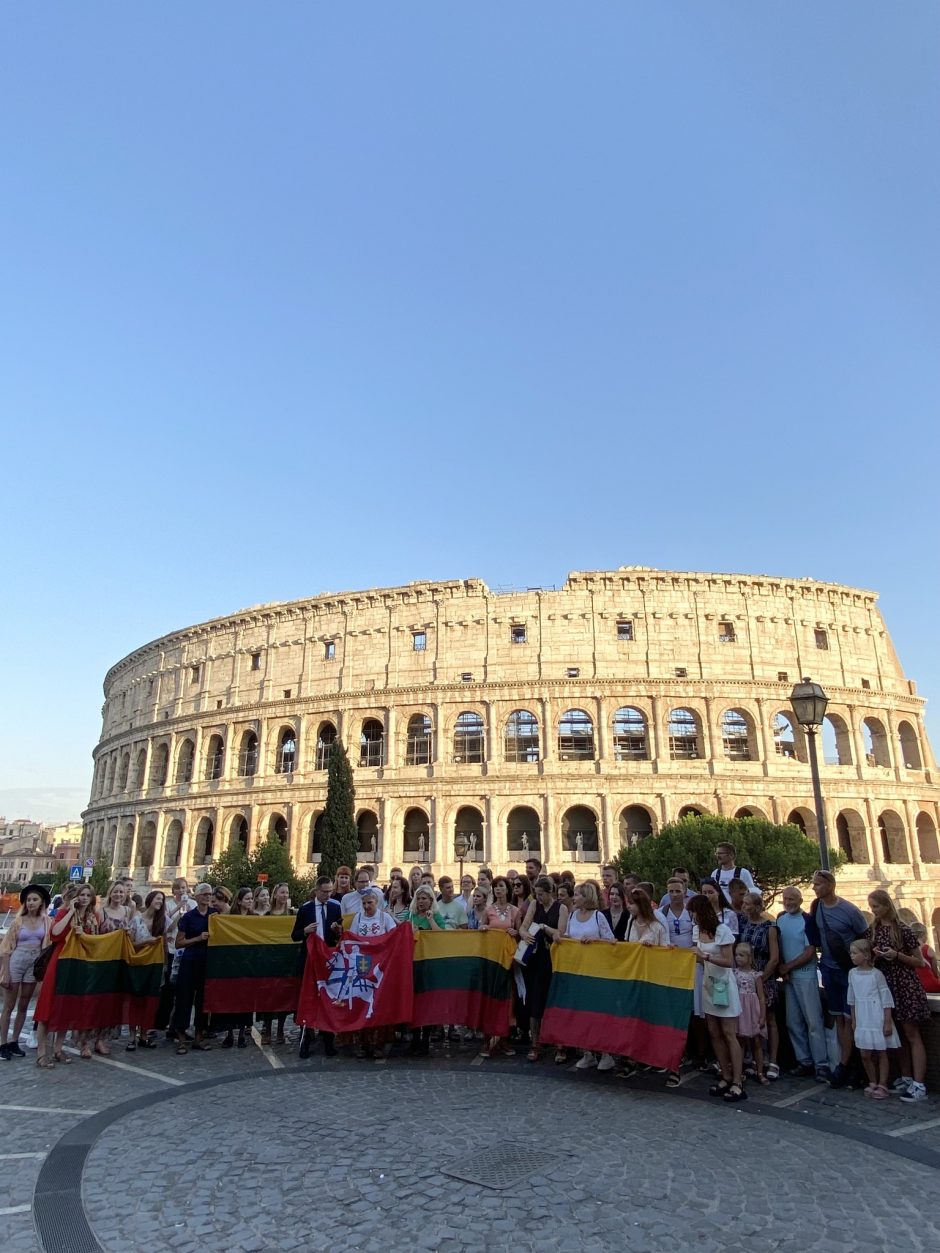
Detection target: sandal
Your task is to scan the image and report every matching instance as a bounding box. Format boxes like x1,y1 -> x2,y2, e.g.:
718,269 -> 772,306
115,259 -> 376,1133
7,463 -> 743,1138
755,1074 -> 770,1085
138,1037 -> 157,1049
192,1041 -> 212,1051
94,1045 -> 111,1057
709,1079 -> 731,1097
53,1052 -> 73,1065
80,1046 -> 93,1060
554,1049 -> 568,1065
527,1048 -> 540,1062
176,1045 -> 189,1055
125,1041 -> 137,1052
766,1063 -> 780,1081
36,1056 -> 55,1069
723,1082 -> 748,1102
665,1071 -> 681,1088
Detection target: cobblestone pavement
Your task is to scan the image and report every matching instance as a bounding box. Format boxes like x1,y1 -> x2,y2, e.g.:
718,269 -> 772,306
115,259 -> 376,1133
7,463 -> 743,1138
3,1031 -> 940,1252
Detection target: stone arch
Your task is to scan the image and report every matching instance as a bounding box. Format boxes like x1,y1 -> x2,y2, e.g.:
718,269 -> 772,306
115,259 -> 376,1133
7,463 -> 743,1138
136,820 -> 157,872
315,721 -> 336,771
667,708 -> 701,760
562,804 -> 598,854
734,806 -> 768,820
116,822 -> 134,869
106,756 -> 118,794
149,743 -> 169,788
194,817 -> 215,864
357,809 -> 379,858
359,718 -> 384,768
405,713 -> 433,766
454,805 -> 484,862
821,714 -> 852,766
206,734 -> 225,780
164,819 -> 184,866
618,804 -> 655,846
678,804 -> 706,819
787,806 -> 818,842
118,753 -> 130,791
771,712 -> 805,763
176,738 -> 196,784
230,814 -> 249,850
612,707 -> 648,761
274,726 -> 297,775
453,711 -> 485,764
238,731 -> 258,777
134,748 -> 148,789
916,812 -> 940,863
506,804 -> 541,853
403,807 -> 431,861
558,709 -> 595,761
835,809 -> 867,864
105,822 -> 118,862
899,907 -> 919,925
308,811 -> 325,861
504,710 -> 540,763
720,708 -> 755,762
878,810 -> 908,863
898,721 -> 922,770
267,812 -> 289,845
862,717 -> 891,768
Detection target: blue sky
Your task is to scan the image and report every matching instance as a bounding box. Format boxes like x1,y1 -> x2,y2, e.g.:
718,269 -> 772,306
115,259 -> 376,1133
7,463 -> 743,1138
2,3 -> 938,822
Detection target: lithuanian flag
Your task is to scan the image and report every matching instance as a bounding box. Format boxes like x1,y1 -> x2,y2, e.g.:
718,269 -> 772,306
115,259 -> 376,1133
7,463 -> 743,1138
50,930 -> 165,1033
203,915 -> 301,1015
412,930 -> 516,1036
541,941 -> 695,1071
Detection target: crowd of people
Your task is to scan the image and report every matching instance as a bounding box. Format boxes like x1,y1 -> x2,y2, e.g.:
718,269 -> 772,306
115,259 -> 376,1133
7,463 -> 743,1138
1,844 -> 936,1106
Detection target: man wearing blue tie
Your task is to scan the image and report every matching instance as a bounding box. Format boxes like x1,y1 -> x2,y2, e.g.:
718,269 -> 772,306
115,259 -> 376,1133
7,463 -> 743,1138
293,876 -> 342,1058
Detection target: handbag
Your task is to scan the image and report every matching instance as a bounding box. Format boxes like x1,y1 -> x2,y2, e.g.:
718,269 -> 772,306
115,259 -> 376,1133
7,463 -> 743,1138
32,944 -> 56,982
815,902 -> 854,973
708,972 -> 730,1008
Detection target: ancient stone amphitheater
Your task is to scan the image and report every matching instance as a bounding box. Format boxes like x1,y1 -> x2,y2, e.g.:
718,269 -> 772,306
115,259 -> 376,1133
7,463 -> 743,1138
81,568 -> 940,930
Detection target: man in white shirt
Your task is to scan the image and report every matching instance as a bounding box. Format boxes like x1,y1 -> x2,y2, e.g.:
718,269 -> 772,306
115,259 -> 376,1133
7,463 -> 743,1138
340,866 -> 385,916
436,877 -> 468,929
709,843 -> 757,893
662,878 -> 694,948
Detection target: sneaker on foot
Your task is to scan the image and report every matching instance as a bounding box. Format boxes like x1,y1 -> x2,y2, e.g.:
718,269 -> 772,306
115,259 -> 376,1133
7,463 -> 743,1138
828,1063 -> 849,1089
891,1076 -> 914,1094
597,1053 -> 616,1072
900,1082 -> 928,1104
575,1053 -> 597,1070
7,1043 -> 25,1058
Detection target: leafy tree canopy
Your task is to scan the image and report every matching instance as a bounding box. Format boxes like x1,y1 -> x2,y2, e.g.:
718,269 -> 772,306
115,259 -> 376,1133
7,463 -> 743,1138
318,739 -> 359,880
206,835 -> 314,906
613,814 -> 843,905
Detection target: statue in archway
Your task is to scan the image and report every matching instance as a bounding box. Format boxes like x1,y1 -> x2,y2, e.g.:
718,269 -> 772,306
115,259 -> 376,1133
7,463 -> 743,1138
468,832 -> 477,855
370,833 -> 377,861
418,832 -> 426,859
521,831 -> 529,854
575,832 -> 584,860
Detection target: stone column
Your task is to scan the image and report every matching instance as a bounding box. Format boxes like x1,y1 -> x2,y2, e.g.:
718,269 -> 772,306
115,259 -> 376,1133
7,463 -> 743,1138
385,706 -> 396,768
485,701 -> 496,767
126,815 -> 141,875
179,814 -> 195,878
599,792 -> 613,862
540,698 -> 555,766
596,696 -> 609,763
432,703 -> 443,766
192,726 -> 204,786
153,811 -> 168,875
223,724 -> 236,781
903,799 -> 923,878
702,697 -> 717,769
846,704 -> 866,780
543,792 -> 555,867
755,699 -> 772,774
864,798 -> 884,874
650,696 -> 664,770
484,794 -> 495,865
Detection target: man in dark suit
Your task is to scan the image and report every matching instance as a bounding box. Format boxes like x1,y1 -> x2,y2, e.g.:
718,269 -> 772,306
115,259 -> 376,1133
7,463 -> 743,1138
293,876 -> 343,1058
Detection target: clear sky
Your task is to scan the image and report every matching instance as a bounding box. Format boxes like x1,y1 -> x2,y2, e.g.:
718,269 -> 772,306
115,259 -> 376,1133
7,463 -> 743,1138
2,3 -> 938,823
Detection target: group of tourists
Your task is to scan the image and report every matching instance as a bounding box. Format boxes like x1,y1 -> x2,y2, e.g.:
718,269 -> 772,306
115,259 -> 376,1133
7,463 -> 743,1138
1,843 -> 936,1107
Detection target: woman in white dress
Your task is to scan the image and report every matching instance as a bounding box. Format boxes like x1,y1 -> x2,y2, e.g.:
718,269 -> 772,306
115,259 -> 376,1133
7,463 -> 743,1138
689,894 -> 744,1102
563,882 -> 617,1073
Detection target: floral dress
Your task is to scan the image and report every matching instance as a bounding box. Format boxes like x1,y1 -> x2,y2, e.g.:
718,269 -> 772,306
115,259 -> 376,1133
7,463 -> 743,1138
872,922 -> 930,1023
738,918 -> 778,1009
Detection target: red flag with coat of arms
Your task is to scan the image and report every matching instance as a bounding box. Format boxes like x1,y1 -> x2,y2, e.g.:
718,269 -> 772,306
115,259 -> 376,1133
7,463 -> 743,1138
296,924 -> 414,1033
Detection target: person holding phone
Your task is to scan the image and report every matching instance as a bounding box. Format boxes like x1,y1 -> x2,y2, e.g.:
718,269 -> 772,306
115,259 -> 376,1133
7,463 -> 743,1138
172,884 -> 217,1054
869,889 -> 929,1102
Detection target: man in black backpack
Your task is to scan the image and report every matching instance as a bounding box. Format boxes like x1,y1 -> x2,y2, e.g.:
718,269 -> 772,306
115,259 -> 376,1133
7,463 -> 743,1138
709,842 -> 757,894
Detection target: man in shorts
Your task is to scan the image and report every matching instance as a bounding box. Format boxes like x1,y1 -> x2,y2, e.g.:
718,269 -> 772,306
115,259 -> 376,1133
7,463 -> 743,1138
807,870 -> 869,1087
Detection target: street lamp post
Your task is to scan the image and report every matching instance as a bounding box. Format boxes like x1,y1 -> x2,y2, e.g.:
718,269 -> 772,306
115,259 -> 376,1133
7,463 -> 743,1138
789,677 -> 831,872
454,832 -> 469,885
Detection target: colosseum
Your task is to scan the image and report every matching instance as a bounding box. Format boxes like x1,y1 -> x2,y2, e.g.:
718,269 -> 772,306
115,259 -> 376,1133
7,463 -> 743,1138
80,568 -> 940,935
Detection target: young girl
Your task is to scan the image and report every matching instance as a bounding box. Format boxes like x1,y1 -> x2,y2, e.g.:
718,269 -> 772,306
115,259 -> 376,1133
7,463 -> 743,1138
733,942 -> 768,1084
848,937 -> 899,1099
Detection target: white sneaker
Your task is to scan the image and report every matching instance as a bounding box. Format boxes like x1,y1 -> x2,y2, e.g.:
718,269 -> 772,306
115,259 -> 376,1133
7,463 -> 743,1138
900,1082 -> 928,1104
597,1053 -> 616,1072
891,1076 -> 913,1094
575,1053 -> 598,1070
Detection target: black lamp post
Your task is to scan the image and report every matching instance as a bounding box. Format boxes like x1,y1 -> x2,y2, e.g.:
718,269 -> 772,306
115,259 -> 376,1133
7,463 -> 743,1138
789,677 -> 830,871
454,832 -> 469,885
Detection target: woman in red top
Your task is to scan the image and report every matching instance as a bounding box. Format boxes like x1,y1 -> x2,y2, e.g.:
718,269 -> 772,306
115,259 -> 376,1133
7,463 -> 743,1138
912,923 -> 940,993
32,884 -> 95,1067
479,876 -> 520,1061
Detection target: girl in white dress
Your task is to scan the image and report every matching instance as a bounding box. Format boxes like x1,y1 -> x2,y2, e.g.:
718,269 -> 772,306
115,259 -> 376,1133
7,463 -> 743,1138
690,894 -> 745,1102
848,938 -> 900,1100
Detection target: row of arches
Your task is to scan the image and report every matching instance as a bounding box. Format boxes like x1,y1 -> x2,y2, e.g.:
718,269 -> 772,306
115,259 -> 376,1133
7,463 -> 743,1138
99,802 -> 940,875
93,708 -> 927,798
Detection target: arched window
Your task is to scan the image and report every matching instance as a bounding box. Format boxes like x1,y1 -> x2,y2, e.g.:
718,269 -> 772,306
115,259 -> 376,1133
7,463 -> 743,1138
878,810 -> 907,863
231,815 -> 249,850
309,812 -> 325,860
106,757 -> 117,794
136,820 -> 156,871
916,813 -> 940,863
668,709 -> 699,760
315,722 -> 336,771
150,744 -> 169,787
507,805 -> 541,853
135,748 -> 148,789
403,807 -> 430,860
275,728 -> 296,775
612,708 -> 647,761
194,817 -> 214,864
734,806 -> 767,820
454,806 -> 484,861
453,711 -> 485,764
176,739 -> 195,784
116,822 -> 134,869
721,710 -> 751,761
359,719 -> 384,768
821,715 -> 852,766
558,709 -> 594,761
898,721 -> 922,770
618,805 -> 653,846
505,710 -> 540,763
406,713 -> 433,766
862,718 -> 891,768
268,813 -> 288,845
772,713 -> 801,761
562,805 -> 598,853
118,754 -> 130,791
357,810 -> 379,857
164,819 -> 183,866
238,731 -> 258,777
678,805 -> 704,819
206,735 -> 225,780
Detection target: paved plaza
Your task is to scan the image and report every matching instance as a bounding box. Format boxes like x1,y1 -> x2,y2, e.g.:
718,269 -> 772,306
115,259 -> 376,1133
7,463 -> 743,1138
3,1033 -> 940,1253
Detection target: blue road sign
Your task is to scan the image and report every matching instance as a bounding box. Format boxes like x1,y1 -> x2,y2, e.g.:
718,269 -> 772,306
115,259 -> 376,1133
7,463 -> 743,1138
84,858 -> 94,868
69,865 -> 82,882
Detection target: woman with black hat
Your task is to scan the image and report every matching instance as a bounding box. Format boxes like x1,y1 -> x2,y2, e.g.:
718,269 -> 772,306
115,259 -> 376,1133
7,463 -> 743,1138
0,884 -> 51,1060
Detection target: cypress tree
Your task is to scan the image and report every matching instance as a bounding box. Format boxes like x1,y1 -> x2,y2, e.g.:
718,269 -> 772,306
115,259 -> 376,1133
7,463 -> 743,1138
318,738 -> 359,879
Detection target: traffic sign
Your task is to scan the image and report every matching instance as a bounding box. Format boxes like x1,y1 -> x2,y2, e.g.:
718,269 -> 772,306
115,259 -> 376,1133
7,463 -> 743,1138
69,865 -> 82,882
256,873 -> 268,883
84,858 -> 94,868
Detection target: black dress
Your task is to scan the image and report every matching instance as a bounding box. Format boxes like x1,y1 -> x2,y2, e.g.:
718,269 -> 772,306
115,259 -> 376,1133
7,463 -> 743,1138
524,901 -> 562,1021
603,908 -> 629,941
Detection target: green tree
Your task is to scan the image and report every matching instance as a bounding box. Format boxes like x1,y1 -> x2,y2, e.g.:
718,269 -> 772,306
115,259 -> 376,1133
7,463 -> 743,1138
318,738 -> 358,879
613,814 -> 844,905
205,842 -> 252,897
90,858 -> 113,898
248,833 -> 312,905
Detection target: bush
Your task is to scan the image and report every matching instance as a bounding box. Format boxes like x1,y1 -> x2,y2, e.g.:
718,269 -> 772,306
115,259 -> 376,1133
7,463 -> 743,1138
206,835 -> 314,908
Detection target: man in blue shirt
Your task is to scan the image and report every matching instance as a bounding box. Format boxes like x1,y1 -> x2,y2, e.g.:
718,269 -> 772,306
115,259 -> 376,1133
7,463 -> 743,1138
806,870 -> 870,1088
777,886 -> 829,1081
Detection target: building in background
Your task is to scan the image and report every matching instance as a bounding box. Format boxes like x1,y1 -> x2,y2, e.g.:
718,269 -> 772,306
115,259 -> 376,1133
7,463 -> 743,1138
80,568 -> 940,937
